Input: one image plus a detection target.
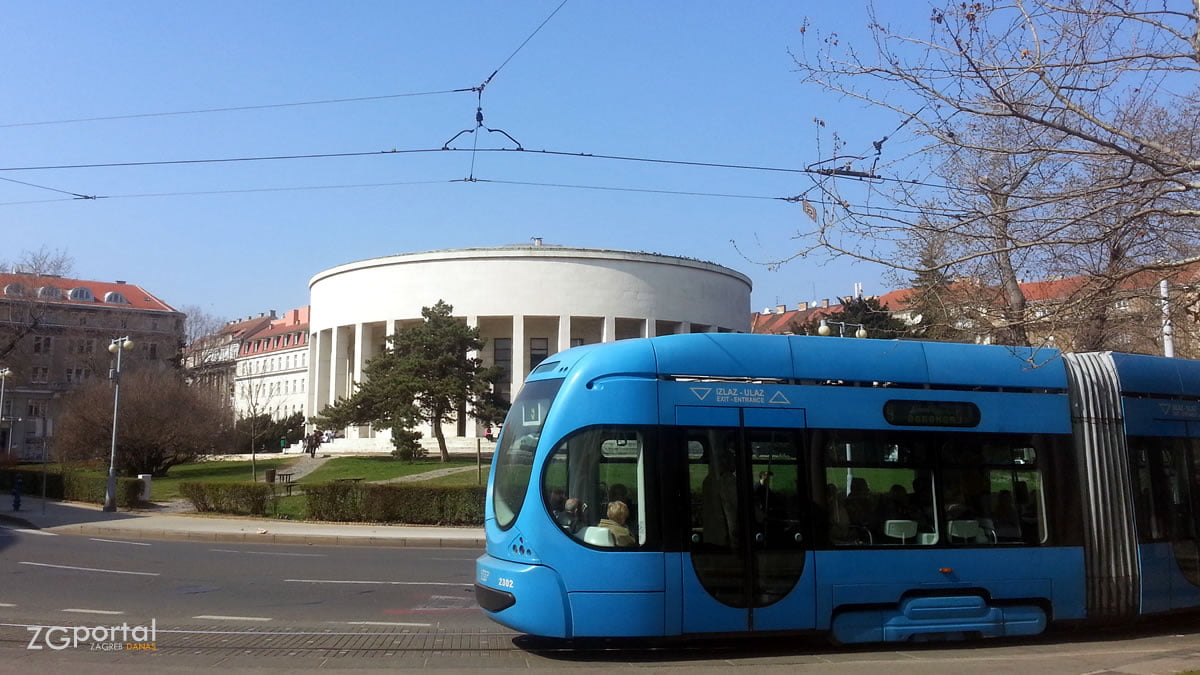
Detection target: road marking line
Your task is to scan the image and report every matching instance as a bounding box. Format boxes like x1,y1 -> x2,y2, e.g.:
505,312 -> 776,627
341,621 -> 431,627
285,579 -> 467,586
192,615 -> 272,622
4,528 -> 56,536
19,561 -> 159,576
244,551 -> 326,557
0,603 -> 15,608
211,549 -> 326,557
90,538 -> 151,546
63,609 -> 124,615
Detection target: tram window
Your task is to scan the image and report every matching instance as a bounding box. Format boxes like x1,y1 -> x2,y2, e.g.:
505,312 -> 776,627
825,467 -> 936,546
542,426 -> 649,549
491,378 -> 562,530
818,429 -> 1051,547
939,439 -> 1046,546
821,431 -> 937,547
1131,442 -> 1165,540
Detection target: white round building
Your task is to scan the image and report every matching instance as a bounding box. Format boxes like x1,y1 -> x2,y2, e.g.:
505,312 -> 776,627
306,243 -> 751,449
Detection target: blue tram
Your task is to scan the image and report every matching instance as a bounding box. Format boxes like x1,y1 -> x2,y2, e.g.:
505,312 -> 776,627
474,334 -> 1200,642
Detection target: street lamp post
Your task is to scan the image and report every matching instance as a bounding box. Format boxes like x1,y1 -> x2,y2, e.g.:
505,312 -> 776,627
817,319 -> 868,339
0,367 -> 11,457
103,337 -> 134,512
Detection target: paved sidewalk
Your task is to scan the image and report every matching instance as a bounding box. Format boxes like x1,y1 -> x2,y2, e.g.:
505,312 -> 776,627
0,495 -> 485,549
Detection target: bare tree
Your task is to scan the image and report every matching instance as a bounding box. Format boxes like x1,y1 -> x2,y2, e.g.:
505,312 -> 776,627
0,247 -> 74,361
178,304 -> 233,391
789,1 -> 1200,349
54,370 -> 229,476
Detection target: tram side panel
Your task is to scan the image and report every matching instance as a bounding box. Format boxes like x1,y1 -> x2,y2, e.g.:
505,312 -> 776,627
803,386 -> 1087,642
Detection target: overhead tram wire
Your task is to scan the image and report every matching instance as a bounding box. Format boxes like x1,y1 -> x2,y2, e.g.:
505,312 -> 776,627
445,0 -> 570,178
0,172 -> 963,217
478,0 -> 572,92
0,175 -> 96,199
0,88 -> 476,129
95,178 -> 458,201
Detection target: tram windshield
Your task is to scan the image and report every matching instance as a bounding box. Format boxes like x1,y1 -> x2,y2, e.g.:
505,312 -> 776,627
492,378 -> 563,530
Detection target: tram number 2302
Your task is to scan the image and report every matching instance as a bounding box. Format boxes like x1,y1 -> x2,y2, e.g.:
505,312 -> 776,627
497,577 -> 514,589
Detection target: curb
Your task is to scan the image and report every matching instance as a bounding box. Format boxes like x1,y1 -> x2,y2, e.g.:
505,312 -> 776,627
45,523 -> 486,549
0,512 -> 37,529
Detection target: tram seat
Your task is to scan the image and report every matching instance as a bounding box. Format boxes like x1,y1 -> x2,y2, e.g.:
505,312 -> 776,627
582,526 -> 615,547
948,519 -> 990,543
884,519 -> 918,544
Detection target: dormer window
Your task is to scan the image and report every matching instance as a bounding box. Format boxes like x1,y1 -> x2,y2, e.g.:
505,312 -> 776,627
69,287 -> 95,301
4,283 -> 27,296
103,291 -> 130,304
37,286 -> 63,299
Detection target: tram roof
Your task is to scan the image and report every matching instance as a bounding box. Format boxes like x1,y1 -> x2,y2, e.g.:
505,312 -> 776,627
641,334 -> 1068,391
1111,352 -> 1200,397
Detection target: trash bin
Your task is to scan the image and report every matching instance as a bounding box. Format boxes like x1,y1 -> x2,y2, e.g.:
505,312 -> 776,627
137,474 -> 152,501
265,469 -> 276,483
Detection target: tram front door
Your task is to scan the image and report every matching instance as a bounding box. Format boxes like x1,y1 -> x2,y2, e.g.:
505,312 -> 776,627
675,405 -> 815,634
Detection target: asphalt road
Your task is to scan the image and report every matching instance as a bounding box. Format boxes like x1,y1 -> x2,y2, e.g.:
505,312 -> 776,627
0,523 -> 486,627
1,525 -> 1199,673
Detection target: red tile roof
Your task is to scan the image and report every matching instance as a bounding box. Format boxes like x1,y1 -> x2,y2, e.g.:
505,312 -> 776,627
750,304 -> 844,334
877,261 -> 1200,311
239,307 -> 309,356
0,273 -> 177,312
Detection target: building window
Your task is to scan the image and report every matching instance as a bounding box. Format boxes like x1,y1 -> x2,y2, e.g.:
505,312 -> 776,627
37,286 -> 63,299
148,343 -> 158,360
494,338 -> 513,400
27,401 -> 47,418
530,337 -> 549,369
32,367 -> 49,384
68,287 -> 94,301
33,336 -> 53,354
103,291 -> 129,304
570,338 -> 584,348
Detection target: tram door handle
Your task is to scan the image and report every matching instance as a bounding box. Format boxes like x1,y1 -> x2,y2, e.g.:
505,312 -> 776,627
754,532 -> 764,544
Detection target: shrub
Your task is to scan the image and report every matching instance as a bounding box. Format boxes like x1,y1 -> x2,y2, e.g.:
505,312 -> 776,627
62,472 -> 143,507
304,481 -> 362,522
390,428 -> 426,461
304,483 -> 485,525
0,468 -> 141,507
180,482 -> 272,516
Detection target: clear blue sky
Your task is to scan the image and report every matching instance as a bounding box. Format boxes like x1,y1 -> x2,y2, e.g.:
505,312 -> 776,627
1,1 -> 911,322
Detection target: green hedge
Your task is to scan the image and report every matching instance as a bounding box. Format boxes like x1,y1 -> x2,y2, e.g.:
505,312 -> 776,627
305,483 -> 485,525
0,469 -> 141,507
180,481 -> 273,516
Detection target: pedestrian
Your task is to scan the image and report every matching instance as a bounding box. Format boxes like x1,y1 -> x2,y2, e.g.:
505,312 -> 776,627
11,475 -> 22,512
484,425 -> 494,442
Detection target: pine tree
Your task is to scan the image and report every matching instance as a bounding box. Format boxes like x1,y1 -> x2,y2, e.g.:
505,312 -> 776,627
314,300 -> 507,462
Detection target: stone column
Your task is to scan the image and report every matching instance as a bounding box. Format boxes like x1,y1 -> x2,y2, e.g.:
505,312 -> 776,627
511,314 -> 526,396
558,314 -> 572,354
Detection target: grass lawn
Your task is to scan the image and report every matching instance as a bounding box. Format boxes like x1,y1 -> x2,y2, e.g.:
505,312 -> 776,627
407,468 -> 489,487
268,494 -> 306,520
150,458 -> 297,501
299,456 -> 476,484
